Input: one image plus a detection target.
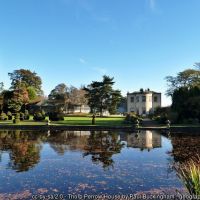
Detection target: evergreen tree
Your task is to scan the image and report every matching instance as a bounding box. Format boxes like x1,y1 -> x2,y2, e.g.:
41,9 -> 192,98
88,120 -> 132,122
84,75 -> 122,116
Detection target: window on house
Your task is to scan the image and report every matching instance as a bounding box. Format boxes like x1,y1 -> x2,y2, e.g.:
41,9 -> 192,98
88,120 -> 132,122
154,96 -> 158,102
142,96 -> 146,102
130,97 -> 134,103
136,96 -> 139,102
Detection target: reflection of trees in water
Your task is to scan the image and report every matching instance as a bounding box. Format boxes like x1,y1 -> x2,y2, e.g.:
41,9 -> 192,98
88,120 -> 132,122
47,130 -> 90,155
83,131 -> 124,169
47,130 -> 124,169
0,130 -> 44,172
0,130 -> 125,171
9,143 -> 41,172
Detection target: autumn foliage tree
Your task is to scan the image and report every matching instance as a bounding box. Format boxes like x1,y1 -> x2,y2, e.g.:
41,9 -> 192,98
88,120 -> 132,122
7,69 -> 43,113
8,69 -> 42,95
48,83 -> 69,112
68,86 -> 87,112
48,84 -> 87,113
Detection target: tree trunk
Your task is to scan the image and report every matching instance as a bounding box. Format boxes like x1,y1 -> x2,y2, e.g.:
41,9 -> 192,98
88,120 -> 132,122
100,107 -> 103,117
80,105 -> 82,113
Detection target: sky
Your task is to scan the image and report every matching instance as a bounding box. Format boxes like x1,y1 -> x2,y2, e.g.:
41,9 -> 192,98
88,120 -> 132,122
0,0 -> 200,106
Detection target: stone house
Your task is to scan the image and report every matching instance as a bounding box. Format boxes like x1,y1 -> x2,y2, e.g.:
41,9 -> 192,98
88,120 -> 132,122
127,89 -> 161,115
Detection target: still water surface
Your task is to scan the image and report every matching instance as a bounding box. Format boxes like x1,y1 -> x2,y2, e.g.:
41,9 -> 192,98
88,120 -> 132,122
0,129 -> 198,199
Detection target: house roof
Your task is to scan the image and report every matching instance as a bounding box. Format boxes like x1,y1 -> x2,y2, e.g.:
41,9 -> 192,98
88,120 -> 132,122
127,90 -> 161,95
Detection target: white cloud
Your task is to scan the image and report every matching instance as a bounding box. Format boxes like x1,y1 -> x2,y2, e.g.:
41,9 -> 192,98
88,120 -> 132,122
79,58 -> 86,64
92,67 -> 107,75
78,57 -> 107,75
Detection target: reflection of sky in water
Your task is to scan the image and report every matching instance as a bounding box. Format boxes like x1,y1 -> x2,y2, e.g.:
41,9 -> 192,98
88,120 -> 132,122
0,130 -> 184,196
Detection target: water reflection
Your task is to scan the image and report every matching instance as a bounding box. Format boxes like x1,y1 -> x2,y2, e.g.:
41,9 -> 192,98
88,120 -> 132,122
0,130 -> 42,172
47,130 -> 90,155
5,130 -> 200,174
1,129 -> 194,197
0,130 -> 164,171
126,131 -> 162,151
83,131 -> 124,169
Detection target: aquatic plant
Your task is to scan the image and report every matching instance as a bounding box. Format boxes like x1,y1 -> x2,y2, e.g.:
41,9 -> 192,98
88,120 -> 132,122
175,156 -> 200,195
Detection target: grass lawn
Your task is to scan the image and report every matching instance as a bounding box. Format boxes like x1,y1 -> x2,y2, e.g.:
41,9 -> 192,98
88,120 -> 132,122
0,120 -> 47,126
0,116 -> 126,126
53,116 -> 126,126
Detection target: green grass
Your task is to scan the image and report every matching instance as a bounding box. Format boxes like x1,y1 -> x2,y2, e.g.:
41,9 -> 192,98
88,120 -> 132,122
0,116 -> 126,126
1,117 -> 200,127
0,120 -> 47,125
53,116 -> 125,126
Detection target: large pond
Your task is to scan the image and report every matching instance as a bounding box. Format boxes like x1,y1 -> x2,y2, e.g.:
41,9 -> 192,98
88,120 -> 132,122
0,129 -> 199,199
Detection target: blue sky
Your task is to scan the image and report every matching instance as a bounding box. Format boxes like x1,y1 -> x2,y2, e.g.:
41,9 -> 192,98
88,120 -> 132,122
0,0 -> 200,106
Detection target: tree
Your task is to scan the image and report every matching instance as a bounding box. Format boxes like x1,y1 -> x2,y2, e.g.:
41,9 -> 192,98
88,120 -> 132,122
165,69 -> 200,96
8,89 -> 25,113
48,84 -> 88,113
7,69 -> 43,113
27,86 -> 37,101
7,81 -> 30,113
117,96 -> 127,113
0,82 -> 4,94
0,82 -> 4,111
84,75 -> 122,116
68,86 -> 87,112
8,69 -> 43,95
108,90 -> 122,114
48,83 -> 69,112
76,88 -> 88,112
172,87 -> 200,122
0,90 -> 12,112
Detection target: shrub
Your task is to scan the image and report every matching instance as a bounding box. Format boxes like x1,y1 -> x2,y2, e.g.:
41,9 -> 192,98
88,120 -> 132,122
125,112 -> 142,124
168,111 -> 179,124
0,112 -> 8,121
153,115 -> 168,124
13,113 -> 20,124
152,107 -> 173,124
7,111 -> 12,120
49,112 -> 64,121
41,109 -> 46,116
183,118 -> 199,124
33,112 -> 45,121
20,112 -> 25,121
24,110 -> 30,120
